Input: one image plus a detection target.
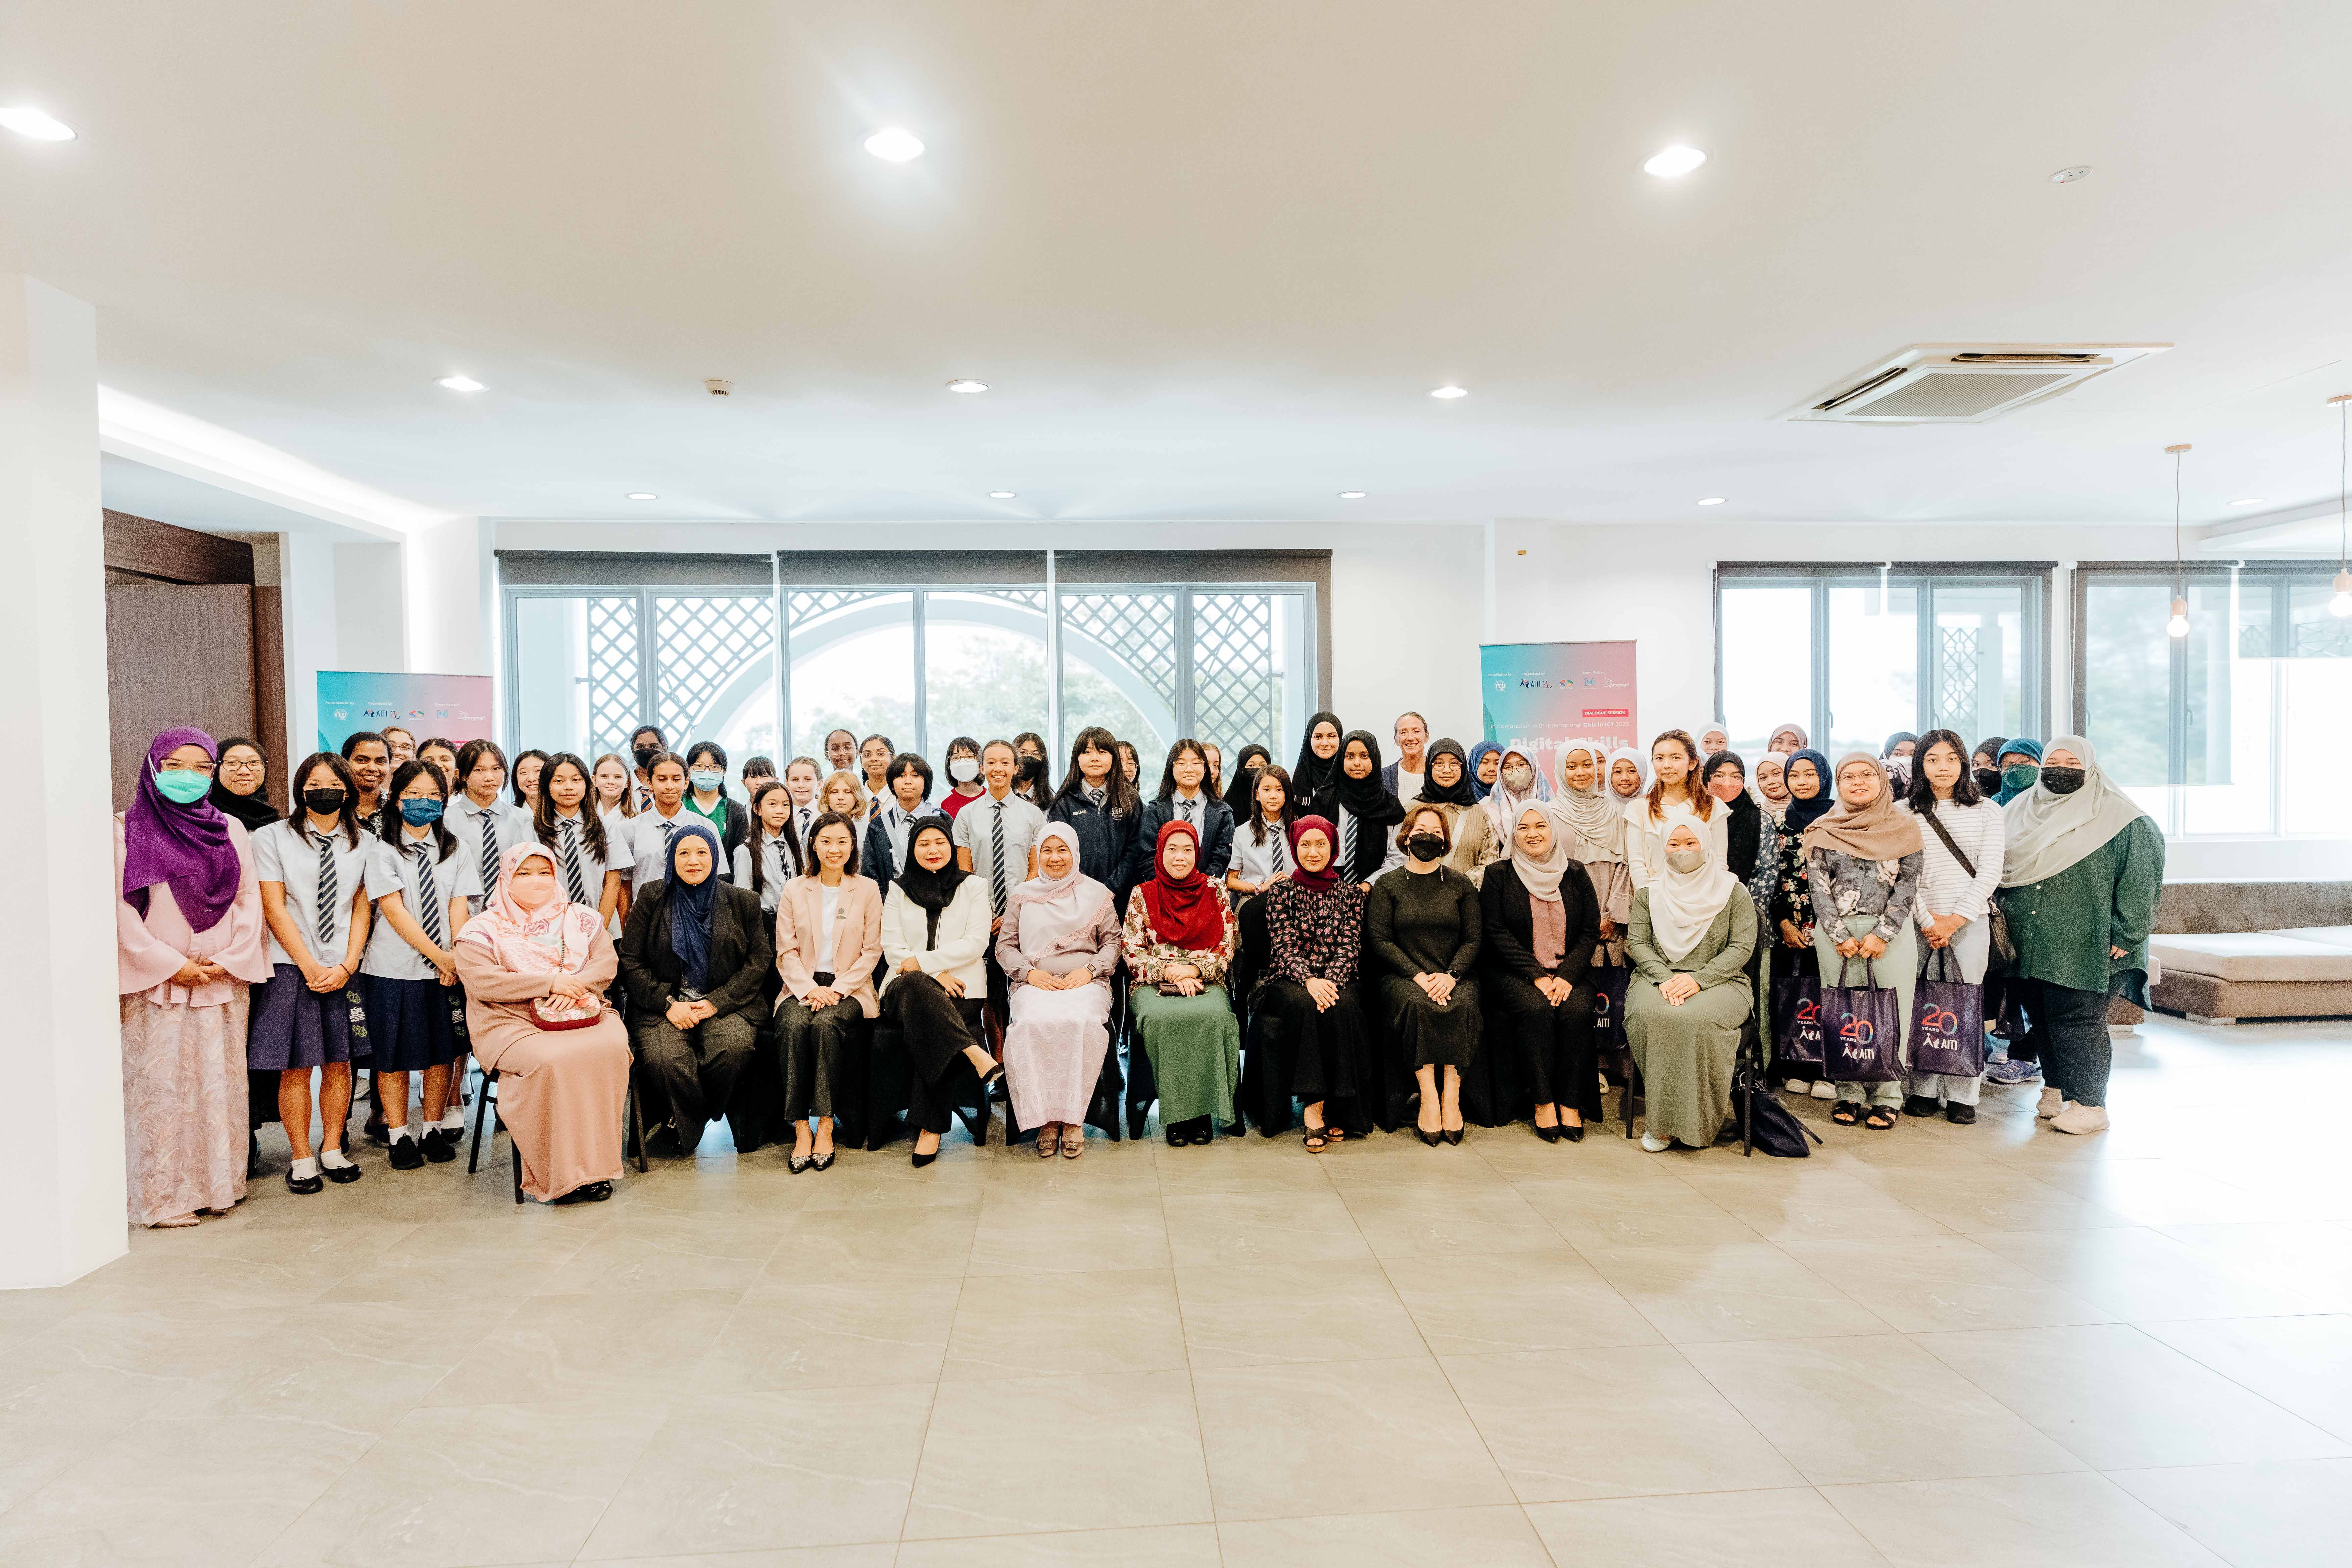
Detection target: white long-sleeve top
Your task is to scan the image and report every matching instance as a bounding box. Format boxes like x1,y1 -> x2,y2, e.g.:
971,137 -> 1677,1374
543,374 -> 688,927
1902,796 -> 2005,925
1622,796 -> 1730,891
879,875 -> 992,998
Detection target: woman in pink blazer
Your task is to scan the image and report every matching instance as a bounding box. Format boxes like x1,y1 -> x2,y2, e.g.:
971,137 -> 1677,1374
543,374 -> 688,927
773,809 -> 884,1172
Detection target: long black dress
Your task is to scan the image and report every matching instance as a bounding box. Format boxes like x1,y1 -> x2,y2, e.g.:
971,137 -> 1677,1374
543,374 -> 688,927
1366,864 -> 1482,1069
1248,876 -> 1374,1136
1479,858 -> 1604,1118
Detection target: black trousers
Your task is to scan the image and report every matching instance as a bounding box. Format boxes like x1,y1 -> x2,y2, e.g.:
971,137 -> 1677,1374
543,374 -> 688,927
882,973 -> 986,1134
1488,972 -> 1602,1117
2016,975 -> 2122,1106
630,1011 -> 758,1143
778,995 -> 867,1118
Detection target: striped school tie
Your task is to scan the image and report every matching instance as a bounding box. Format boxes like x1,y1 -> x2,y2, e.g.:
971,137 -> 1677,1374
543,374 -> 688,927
559,818 -> 590,904
1340,810 -> 1358,874
989,800 -> 1009,916
1271,829 -> 1290,876
413,842 -> 446,947
312,832 -> 338,952
477,808 -> 500,898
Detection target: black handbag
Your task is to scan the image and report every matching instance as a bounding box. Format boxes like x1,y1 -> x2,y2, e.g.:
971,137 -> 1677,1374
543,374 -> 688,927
1919,806 -> 2012,965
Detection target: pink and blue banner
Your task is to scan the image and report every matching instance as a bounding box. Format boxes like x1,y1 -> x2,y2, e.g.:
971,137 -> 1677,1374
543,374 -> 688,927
1478,640 -> 1639,784
316,671 -> 494,754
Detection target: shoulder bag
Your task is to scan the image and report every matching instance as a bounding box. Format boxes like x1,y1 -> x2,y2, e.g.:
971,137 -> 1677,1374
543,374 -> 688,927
1920,806 -> 2013,965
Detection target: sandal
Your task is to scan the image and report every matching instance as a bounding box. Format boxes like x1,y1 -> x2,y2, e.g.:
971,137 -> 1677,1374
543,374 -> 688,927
1301,1121 -> 1329,1153
1036,1130 -> 1060,1158
1863,1106 -> 1898,1131
1060,1134 -> 1084,1159
1829,1101 -> 1863,1127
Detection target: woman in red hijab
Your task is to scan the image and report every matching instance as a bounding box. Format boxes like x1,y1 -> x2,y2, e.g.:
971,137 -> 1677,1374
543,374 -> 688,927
1120,819 -> 1241,1146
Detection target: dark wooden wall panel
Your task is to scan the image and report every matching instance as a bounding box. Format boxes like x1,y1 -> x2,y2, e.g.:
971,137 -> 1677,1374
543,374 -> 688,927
106,583 -> 257,811
102,510 -> 255,585
251,586 -> 290,812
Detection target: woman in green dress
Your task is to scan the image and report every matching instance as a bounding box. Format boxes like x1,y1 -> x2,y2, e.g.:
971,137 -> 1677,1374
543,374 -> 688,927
1122,818 -> 1242,1147
1625,822 -> 1757,1152
1996,735 -> 2162,1136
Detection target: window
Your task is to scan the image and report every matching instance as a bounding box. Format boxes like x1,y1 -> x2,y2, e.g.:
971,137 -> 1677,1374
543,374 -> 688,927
1716,565 -> 2046,758
2075,562 -> 2352,836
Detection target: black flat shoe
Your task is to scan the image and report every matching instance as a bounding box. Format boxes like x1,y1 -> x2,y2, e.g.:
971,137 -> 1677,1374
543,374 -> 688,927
420,1127 -> 457,1164
788,1152 -> 813,1174
812,1151 -> 836,1171
1902,1095 -> 1941,1118
322,1159 -> 363,1184
1944,1103 -> 1977,1125
1533,1123 -> 1561,1143
1560,1122 -> 1585,1143
285,1168 -> 322,1195
551,1180 -> 612,1204
362,1117 -> 389,1147
388,1138 -> 424,1171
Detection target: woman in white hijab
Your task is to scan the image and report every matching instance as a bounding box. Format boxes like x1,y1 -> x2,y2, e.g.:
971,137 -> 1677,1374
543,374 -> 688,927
1623,822 -> 1757,1152
1553,740 -> 1631,958
1995,735 -> 2162,1136
1452,744 -> 1548,883
994,823 -> 1123,1157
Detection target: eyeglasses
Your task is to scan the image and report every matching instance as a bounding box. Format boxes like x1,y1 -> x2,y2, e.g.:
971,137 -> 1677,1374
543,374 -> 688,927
219,757 -> 263,772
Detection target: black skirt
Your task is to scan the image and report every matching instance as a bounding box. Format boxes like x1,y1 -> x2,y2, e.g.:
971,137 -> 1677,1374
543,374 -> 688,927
1248,976 -> 1374,1134
1378,972 -> 1481,1070
360,974 -> 463,1073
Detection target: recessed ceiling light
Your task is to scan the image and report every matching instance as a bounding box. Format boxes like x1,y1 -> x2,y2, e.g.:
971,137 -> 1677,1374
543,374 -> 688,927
0,106 -> 76,142
1429,385 -> 1468,400
1338,491 -> 1367,499
2231,497 -> 2266,506
626,492 -> 658,501
2050,165 -> 2092,184
946,378 -> 989,394
1643,145 -> 1707,178
436,374 -> 485,392
988,491 -> 1017,499
1697,496 -> 1727,506
864,128 -> 924,162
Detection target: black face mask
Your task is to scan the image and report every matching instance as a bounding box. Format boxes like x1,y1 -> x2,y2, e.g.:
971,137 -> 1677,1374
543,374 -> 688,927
1406,832 -> 1446,862
1973,767 -> 2002,795
1017,756 -> 1045,784
632,745 -> 659,770
2039,766 -> 2087,795
303,788 -> 348,816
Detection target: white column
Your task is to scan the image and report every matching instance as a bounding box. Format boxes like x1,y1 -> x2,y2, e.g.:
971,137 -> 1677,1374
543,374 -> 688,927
0,277 -> 127,1286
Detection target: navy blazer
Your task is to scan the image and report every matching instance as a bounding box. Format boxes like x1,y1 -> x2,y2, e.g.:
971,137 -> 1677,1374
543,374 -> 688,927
1126,793 -> 1236,890
1046,792 -> 1141,912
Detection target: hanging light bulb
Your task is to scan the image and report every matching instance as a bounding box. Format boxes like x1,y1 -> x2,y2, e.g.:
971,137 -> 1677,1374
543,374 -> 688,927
2166,443 -> 2192,638
2330,394 -> 2352,617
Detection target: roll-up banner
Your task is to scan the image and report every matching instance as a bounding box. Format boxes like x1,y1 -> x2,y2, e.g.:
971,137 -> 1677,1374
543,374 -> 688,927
1477,640 -> 1639,783
316,671 -> 495,754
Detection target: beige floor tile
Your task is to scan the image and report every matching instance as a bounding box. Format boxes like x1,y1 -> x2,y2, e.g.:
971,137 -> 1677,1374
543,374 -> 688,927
1970,1226 -> 2325,1321
618,1160 -> 817,1216
1821,1469 -> 2226,1566
1684,1169 -> 1958,1241
1914,1323 -> 2352,1469
968,1193 -> 1173,1275
2111,1457 -> 2352,1568
1524,1486 -> 1887,1566
1444,1346 -> 1804,1501
1385,1247 -> 1663,1356
1780,1235 -> 2117,1333
1546,1196 -> 1768,1252
218,1301 -> 498,1435
580,1385 -> 935,1557
424,1287 -> 740,1407
256,1400 -> 668,1566
1580,1241 -> 1892,1344
2156,1221 -> 2352,1311
1161,1189 -> 1372,1266
1338,1183 -> 1571,1259
1683,1334 -> 2087,1484
897,1523 -> 1218,1565
794,1157 -> 990,1212
1176,1258 -> 1428,1367
2027,1159 -> 2309,1226
1857,1168 -> 2136,1234
585,1548 -> 896,1567
943,1269 -> 1187,1379
696,1281 -> 961,1392
753,1204 -> 978,1288
2144,1314 -> 2352,1442
1192,1357 -> 1512,1520
1220,1504 -> 1556,1566
537,1211 -> 793,1293
903,1369 -> 1210,1538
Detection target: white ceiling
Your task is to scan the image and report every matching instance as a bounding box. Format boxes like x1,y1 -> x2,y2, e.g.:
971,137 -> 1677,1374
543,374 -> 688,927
6,1 -> 2352,529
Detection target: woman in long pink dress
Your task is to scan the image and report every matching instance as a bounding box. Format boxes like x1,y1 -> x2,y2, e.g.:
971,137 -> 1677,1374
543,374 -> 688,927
114,727 -> 271,1227
994,824 -> 1121,1156
451,843 -> 632,1203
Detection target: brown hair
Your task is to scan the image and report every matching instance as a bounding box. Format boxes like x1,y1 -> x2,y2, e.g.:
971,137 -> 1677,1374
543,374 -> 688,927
1644,729 -> 1714,823
1397,802 -> 1454,854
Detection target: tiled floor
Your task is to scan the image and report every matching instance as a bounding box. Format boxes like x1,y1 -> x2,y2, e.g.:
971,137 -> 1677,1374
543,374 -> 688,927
6,1013 -> 2352,1566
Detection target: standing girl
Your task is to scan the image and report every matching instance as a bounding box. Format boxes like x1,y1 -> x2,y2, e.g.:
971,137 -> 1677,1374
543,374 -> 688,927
361,759 -> 479,1167
734,778 -> 803,910
533,753 -> 625,926
510,748 -> 548,814
1901,729 -> 2004,1124
1225,763 -> 1298,899
1625,730 -> 1725,890
592,752 -> 640,823
938,737 -> 986,821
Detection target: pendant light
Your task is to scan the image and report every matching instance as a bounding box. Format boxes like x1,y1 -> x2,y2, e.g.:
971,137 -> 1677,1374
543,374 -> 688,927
2330,393 -> 2352,618
2166,443 -> 2191,638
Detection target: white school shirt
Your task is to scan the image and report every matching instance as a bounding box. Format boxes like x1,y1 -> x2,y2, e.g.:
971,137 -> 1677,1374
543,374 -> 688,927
1230,818 -> 1293,886
253,818 -> 374,969
359,829 -> 483,980
540,808 -> 621,907
447,795 -> 533,914
626,806 -> 697,888
951,791 -> 1047,912
731,830 -> 797,912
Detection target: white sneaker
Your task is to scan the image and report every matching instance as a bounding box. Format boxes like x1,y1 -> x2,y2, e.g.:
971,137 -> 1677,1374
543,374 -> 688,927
2050,1103 -> 2110,1135
1810,1080 -> 1838,1100
1640,1132 -> 1673,1153
2036,1087 -> 2065,1120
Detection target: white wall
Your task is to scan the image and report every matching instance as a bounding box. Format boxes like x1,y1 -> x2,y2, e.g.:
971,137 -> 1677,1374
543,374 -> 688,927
332,542 -> 406,672
403,516 -> 492,679
278,530 -> 336,756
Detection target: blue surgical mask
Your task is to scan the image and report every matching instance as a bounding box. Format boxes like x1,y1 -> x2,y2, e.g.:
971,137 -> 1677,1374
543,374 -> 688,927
399,797 -> 445,826
154,768 -> 211,805
691,770 -> 724,793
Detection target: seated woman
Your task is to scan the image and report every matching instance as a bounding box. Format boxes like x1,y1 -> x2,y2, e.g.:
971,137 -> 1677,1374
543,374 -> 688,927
1481,803 -> 1603,1142
617,821 -> 773,1156
1368,804 -> 1483,1144
1624,824 -> 1758,1152
1252,817 -> 1371,1149
451,844 -> 634,1202
1122,820 -> 1242,1147
773,810 -> 883,1171
997,823 -> 1122,1157
882,818 -> 1006,1166
1454,744 -> 1549,882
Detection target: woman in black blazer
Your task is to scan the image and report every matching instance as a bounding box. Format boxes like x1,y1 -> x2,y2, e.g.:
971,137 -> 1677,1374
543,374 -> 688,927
1479,802 -> 1603,1142
1046,725 -> 1143,912
1125,738 -> 1236,890
616,822 -> 776,1156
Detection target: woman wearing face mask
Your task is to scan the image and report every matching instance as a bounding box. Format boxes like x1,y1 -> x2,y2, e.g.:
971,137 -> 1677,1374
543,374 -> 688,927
115,728 -> 272,1225
1482,803 -> 1603,1141
1624,824 -> 1757,1151
938,736 -> 986,821
1881,731 -> 1919,793
1970,738 -> 2009,801
1553,742 -> 1632,957
1467,742 -> 1504,801
1995,737 -> 2160,1136
1369,805 -> 1483,1144
1291,712 -> 1346,817
998,823 -> 1122,1158
360,758 -> 480,1168
1048,726 -> 1142,911
774,811 -> 884,1172
1253,817 -> 1372,1148
881,819 -> 1005,1165
1899,729 -> 2005,1124
1625,730 -> 1725,892
1982,738 -> 2047,1085
682,742 -> 749,874
1991,739 -> 2044,806
1803,752 -> 1924,1130
1123,820 -> 1243,1147
1766,748 -> 1835,1099
618,821 -> 773,1159
1452,745 -> 1544,882
1767,723 -> 1808,756
1012,731 -> 1056,813
1329,731 -> 1407,889
453,844 -> 633,1203
628,725 -> 668,811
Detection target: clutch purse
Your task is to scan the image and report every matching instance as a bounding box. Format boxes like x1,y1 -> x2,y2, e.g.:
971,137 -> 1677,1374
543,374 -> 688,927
525,925 -> 602,1030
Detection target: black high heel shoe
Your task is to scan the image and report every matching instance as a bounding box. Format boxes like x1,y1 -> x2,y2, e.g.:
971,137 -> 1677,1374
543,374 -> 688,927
1560,1121 -> 1585,1143
1415,1125 -> 1441,1147
1442,1128 -> 1463,1146
1533,1122 -> 1561,1144
912,1148 -> 938,1169
812,1150 -> 836,1172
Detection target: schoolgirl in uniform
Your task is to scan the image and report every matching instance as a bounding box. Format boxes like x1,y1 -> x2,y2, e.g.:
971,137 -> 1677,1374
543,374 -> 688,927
418,737 -> 460,781
361,759 -> 481,1168
533,752 -> 625,925
511,748 -> 549,814
251,752 -> 375,1194
733,777 -> 803,911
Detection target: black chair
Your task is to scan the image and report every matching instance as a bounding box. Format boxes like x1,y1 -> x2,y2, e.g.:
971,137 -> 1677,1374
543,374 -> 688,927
464,1065 -> 524,1203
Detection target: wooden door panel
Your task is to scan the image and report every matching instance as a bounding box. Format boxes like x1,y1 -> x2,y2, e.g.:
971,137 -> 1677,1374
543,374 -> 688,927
106,583 -> 257,811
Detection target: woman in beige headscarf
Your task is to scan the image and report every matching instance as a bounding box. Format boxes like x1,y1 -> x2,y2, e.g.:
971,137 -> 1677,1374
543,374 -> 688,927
1801,752 -> 1924,1130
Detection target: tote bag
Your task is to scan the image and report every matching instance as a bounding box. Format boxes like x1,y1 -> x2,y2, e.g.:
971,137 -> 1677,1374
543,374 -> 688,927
1590,962 -> 1630,1054
1909,947 -> 1985,1080
1771,967 -> 1824,1068
1821,957 -> 1902,1083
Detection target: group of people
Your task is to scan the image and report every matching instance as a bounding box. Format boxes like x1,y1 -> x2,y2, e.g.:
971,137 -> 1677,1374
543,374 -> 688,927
110,706 -> 2161,1226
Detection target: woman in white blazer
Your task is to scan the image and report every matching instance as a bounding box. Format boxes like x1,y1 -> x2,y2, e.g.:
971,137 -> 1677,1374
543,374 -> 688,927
880,818 -> 1007,1167
773,811 -> 884,1172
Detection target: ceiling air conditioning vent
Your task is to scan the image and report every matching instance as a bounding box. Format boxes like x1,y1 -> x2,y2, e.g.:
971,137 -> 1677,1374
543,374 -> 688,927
1787,343 -> 2169,424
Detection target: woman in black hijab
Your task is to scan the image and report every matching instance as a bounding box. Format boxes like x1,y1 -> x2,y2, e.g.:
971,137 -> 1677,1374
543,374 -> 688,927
880,818 -> 1004,1165
1331,730 -> 1408,885
207,736 -> 281,831
1291,712 -> 1345,817
1700,750 -> 1762,882
1227,744 -> 1273,829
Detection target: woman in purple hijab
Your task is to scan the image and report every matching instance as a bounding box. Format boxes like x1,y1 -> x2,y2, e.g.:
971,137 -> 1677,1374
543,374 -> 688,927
115,727 -> 270,1226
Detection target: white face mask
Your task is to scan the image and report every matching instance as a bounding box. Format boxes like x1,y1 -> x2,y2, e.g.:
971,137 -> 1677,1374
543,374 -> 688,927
1503,765 -> 1534,791
1666,848 -> 1705,873
948,757 -> 979,783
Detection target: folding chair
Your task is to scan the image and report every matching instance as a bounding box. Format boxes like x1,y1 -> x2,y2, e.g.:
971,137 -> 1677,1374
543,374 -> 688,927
465,1064 -> 525,1203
